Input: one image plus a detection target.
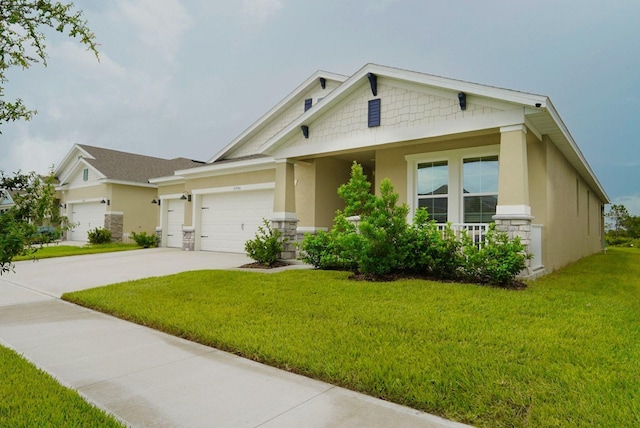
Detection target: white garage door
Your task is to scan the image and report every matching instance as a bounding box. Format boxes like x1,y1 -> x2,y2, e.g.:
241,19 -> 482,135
69,202 -> 105,241
200,189 -> 274,253
166,199 -> 185,248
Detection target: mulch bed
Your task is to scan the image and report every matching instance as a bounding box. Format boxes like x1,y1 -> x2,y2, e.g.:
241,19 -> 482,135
239,261 -> 291,269
349,272 -> 527,290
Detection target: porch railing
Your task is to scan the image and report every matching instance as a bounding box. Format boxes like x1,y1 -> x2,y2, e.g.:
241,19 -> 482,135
436,223 -> 489,248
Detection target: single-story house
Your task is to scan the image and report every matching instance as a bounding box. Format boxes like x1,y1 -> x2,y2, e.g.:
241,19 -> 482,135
55,144 -> 203,242
151,63 -> 609,276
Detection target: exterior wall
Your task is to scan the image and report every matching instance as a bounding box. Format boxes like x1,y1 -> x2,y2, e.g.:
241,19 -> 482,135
188,169 -> 275,190
313,158 -> 352,228
228,80 -> 342,159
282,79 -> 502,153
527,131 -> 547,226
543,137 -> 605,272
294,162 -> 316,227
60,183 -> 109,203
185,169 -> 276,228
295,158 -> 356,230
68,166 -> 100,187
110,184 -> 158,237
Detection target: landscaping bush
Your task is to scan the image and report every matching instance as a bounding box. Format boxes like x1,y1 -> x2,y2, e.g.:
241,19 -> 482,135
352,178 -> 410,277
131,231 -> 159,248
245,219 -> 284,266
460,224 -> 531,285
404,210 -> 463,279
302,161 -> 531,286
301,214 -> 359,271
87,227 -> 111,244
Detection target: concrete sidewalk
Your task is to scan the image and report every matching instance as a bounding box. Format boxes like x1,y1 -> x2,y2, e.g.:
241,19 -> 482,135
0,249 -> 471,428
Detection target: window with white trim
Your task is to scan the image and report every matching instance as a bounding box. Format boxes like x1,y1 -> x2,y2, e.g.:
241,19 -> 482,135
417,161 -> 448,222
82,168 -> 89,181
462,156 -> 498,223
407,146 -> 499,224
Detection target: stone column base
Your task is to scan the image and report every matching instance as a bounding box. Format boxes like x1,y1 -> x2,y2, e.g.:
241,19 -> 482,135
271,218 -> 299,260
155,227 -> 162,247
182,227 -> 195,251
493,215 -> 533,278
104,212 -> 124,243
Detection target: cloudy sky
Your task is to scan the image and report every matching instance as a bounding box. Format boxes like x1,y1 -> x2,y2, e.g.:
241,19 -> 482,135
1,0 -> 639,214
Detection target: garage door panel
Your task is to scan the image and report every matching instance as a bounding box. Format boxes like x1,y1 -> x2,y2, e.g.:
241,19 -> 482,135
69,202 -> 105,242
166,199 -> 185,248
200,189 -> 273,253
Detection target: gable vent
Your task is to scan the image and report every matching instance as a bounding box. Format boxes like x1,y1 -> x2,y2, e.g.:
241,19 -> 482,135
368,99 -> 381,128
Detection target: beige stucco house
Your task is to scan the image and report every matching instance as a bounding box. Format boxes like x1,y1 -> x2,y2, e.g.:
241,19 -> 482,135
55,144 -> 202,242
152,64 -> 609,276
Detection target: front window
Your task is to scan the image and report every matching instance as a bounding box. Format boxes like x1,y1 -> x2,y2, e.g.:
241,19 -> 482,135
408,147 -> 500,224
463,156 -> 498,223
417,161 -> 448,222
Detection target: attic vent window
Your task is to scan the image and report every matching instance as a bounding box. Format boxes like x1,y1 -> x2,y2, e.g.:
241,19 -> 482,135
304,98 -> 312,112
82,168 -> 89,181
368,99 -> 381,128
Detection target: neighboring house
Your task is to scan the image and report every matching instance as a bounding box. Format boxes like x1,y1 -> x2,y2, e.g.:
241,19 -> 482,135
55,144 -> 203,242
151,64 -> 609,276
0,190 -> 15,214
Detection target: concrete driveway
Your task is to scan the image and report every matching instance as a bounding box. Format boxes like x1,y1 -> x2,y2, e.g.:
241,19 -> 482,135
0,248 -> 471,428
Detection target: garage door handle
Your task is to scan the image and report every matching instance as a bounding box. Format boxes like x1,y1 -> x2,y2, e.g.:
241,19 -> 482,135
201,207 -> 210,210
200,235 -> 208,238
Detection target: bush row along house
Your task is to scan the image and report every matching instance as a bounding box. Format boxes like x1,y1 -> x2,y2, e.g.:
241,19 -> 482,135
54,64 -> 609,276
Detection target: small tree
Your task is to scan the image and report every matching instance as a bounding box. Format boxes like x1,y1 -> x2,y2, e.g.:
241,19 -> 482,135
0,170 -> 68,274
606,204 -> 630,238
244,219 -> 284,267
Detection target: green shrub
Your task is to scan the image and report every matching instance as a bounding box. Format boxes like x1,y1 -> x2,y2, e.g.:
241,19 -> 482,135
606,235 -> 640,248
87,227 -> 111,244
460,224 -> 531,285
302,162 -> 531,286
353,178 -> 410,277
404,211 -> 463,279
301,214 -> 359,271
245,219 -> 284,266
131,231 -> 159,248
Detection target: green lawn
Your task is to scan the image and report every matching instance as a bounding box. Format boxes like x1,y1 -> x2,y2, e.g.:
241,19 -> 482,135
13,243 -> 140,261
0,345 -> 124,427
63,248 -> 640,428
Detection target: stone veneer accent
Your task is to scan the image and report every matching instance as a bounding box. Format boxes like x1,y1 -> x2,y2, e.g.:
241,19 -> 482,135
155,227 -> 162,247
104,212 -> 123,243
182,227 -> 195,251
493,216 -> 533,278
272,218 -> 299,260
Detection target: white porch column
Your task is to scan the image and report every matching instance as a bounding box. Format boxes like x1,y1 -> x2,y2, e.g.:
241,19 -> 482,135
495,124 -> 534,277
272,159 -> 298,259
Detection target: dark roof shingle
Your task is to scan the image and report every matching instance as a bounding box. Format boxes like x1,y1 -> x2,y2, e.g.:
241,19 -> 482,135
77,145 -> 204,183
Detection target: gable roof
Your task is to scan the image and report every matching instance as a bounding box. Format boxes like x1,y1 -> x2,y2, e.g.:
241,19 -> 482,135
210,63 -> 608,203
56,144 -> 204,185
208,70 -> 348,163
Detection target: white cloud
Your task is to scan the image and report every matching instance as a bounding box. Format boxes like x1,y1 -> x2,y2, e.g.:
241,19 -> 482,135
0,128 -> 67,175
115,0 -> 192,62
53,41 -> 125,78
241,0 -> 283,24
